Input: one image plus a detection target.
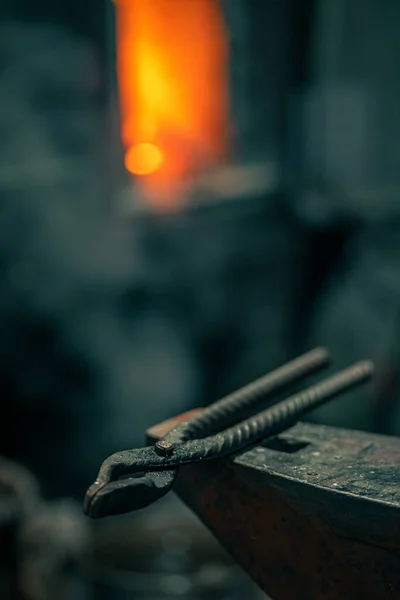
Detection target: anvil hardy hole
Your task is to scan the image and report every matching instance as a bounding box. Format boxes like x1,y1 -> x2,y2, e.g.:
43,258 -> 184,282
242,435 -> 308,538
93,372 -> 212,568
262,437 -> 310,454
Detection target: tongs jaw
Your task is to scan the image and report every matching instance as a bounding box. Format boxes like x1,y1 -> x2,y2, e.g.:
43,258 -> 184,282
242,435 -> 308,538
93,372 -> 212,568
84,460 -> 176,518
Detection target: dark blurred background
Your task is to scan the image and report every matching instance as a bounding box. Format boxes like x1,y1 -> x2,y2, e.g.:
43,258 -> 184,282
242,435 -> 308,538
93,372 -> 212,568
0,1 -> 399,598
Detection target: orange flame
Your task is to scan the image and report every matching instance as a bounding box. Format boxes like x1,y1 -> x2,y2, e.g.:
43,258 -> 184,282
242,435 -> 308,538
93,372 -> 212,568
114,0 -> 229,208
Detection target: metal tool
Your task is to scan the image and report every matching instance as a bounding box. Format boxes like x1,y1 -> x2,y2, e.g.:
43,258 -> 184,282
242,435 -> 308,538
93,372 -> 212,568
84,348 -> 373,518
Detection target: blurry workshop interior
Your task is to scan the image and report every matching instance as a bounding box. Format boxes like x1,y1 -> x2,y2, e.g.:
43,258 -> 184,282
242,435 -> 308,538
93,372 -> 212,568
0,0 -> 400,599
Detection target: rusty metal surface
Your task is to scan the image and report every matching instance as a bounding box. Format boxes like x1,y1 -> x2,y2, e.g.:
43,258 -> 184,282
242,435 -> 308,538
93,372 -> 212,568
147,417 -> 400,600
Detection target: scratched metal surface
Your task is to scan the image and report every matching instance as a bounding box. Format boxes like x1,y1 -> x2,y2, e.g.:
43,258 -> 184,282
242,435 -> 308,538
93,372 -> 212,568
233,422 -> 400,543
235,422 -> 400,503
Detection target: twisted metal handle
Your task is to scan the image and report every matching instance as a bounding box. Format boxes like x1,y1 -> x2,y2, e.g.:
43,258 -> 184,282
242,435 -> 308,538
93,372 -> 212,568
158,348 -> 330,453
184,347 -> 330,439
155,360 -> 373,466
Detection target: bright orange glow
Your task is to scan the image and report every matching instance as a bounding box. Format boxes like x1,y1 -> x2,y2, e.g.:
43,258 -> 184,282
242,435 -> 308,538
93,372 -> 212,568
125,142 -> 164,175
114,0 -> 229,208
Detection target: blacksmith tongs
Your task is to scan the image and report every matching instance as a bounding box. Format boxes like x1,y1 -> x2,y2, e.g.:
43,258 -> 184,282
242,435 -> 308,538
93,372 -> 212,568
83,348 -> 373,518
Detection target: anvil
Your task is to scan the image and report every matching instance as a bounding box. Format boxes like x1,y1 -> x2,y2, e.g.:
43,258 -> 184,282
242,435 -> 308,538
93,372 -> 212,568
147,411 -> 400,600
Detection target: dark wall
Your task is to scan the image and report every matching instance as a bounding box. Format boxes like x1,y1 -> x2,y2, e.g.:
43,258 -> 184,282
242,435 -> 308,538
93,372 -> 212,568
0,0 -> 107,51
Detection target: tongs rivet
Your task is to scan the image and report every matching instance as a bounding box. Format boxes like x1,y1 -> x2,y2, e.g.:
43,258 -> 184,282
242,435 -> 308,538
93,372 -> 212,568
155,440 -> 175,457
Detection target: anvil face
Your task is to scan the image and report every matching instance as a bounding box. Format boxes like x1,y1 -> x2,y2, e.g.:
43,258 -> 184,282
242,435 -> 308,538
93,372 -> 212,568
147,416 -> 400,600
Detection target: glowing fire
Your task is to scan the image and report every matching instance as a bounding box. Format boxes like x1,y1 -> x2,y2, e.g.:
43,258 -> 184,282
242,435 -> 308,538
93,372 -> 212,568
114,0 -> 229,208
124,142 -> 164,175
